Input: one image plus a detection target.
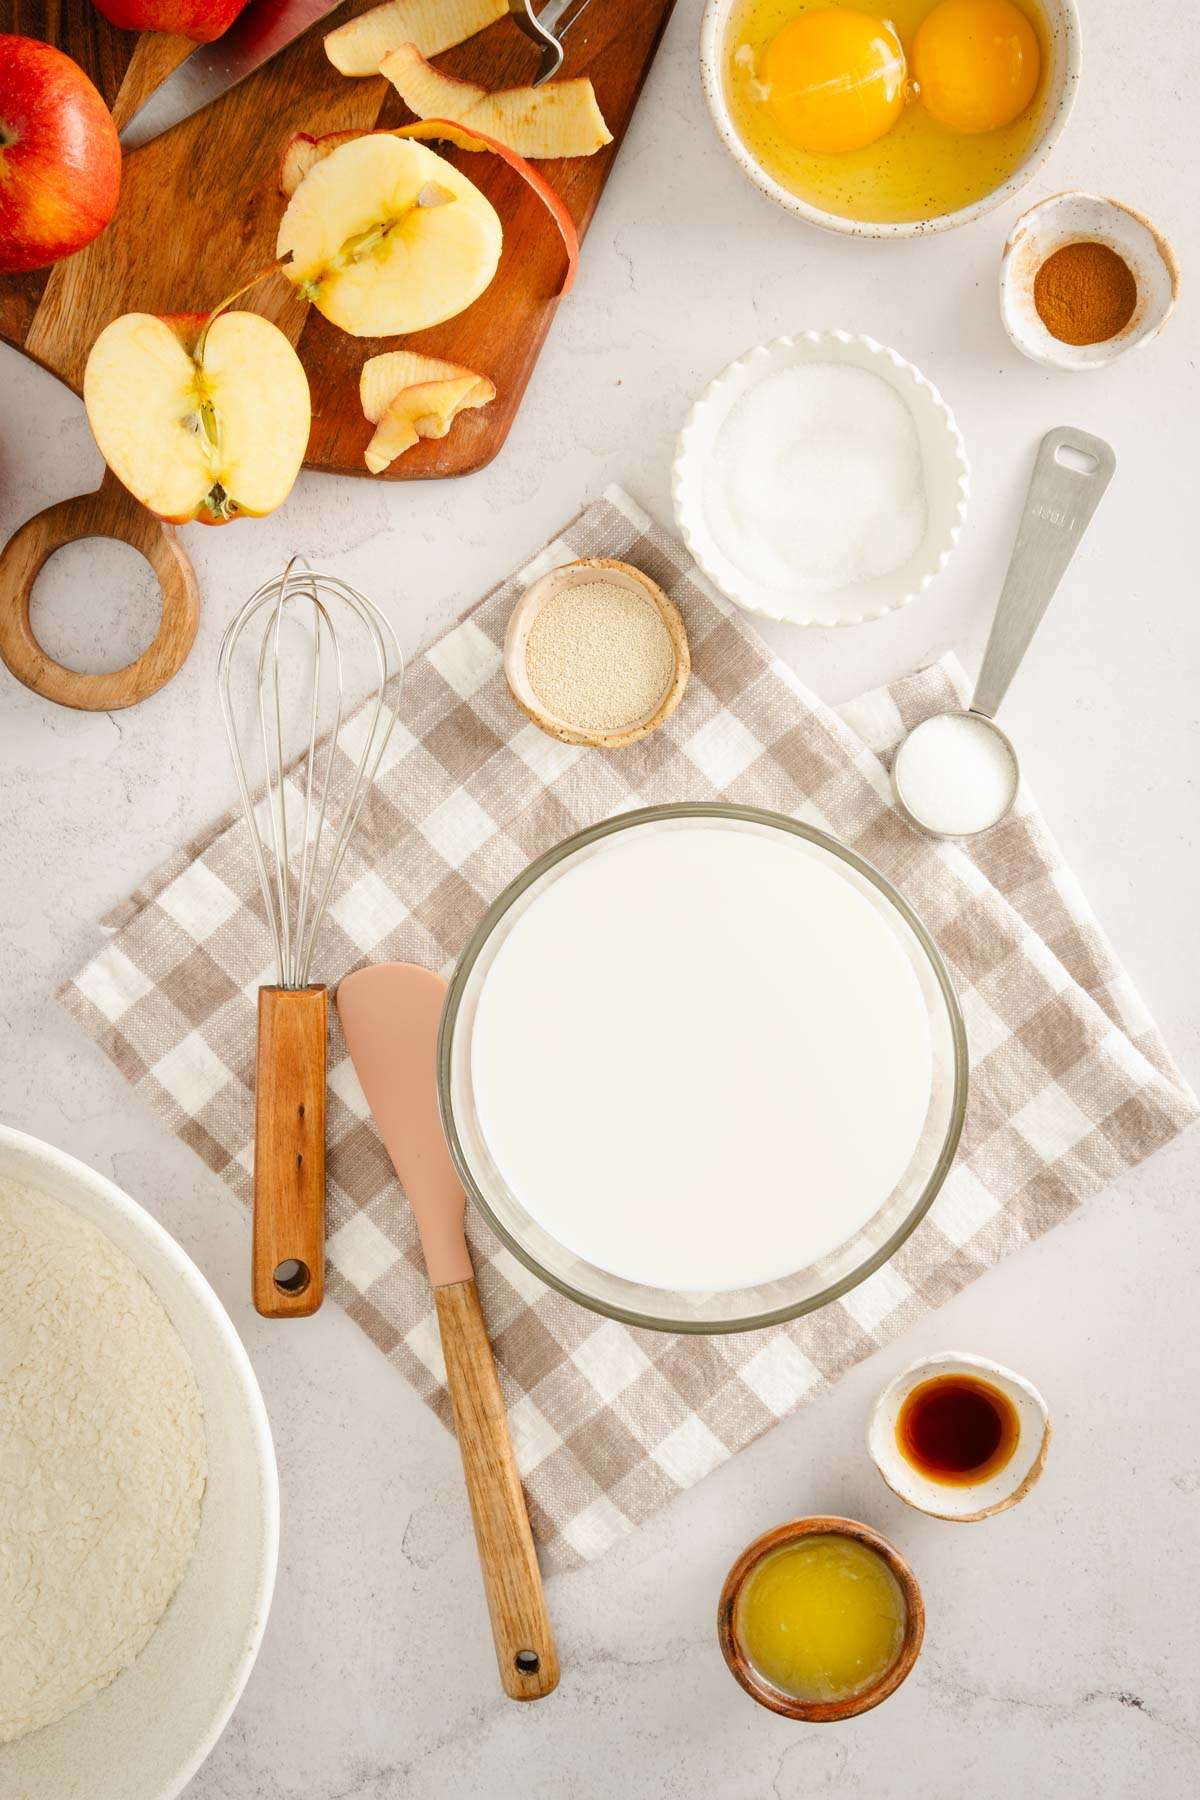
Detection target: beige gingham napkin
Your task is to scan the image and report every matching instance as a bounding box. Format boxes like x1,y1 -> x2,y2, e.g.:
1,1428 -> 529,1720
60,488 -> 1197,1572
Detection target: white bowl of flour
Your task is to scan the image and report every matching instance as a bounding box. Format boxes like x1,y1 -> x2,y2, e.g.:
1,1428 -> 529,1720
0,1124 -> 278,1800
672,331 -> 970,627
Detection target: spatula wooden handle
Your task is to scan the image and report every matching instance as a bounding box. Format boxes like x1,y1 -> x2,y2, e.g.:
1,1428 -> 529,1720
435,1278 -> 560,1700
253,985 -> 327,1318
0,470 -> 199,711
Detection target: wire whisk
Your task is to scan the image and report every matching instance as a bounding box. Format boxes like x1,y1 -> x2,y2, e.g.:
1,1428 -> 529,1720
217,561 -> 403,1319
218,560 -> 403,990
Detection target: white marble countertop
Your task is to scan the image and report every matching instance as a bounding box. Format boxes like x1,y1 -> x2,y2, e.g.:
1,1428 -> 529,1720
2,1 -> 1198,1793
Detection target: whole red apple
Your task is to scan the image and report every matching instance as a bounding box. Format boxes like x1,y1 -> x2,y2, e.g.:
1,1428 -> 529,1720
0,36 -> 121,275
90,0 -> 252,42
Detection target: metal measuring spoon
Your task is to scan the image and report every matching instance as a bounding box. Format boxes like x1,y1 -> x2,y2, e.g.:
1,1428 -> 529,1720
893,426 -> 1116,839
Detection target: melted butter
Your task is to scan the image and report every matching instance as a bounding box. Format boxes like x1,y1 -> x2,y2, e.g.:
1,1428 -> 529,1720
736,1535 -> 907,1701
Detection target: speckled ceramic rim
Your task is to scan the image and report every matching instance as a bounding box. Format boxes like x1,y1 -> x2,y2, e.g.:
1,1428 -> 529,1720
717,1515 -> 926,1719
699,0 -> 1082,239
671,331 -> 970,626
437,802 -> 968,1335
868,1351 -> 1052,1521
0,1122 -> 279,1800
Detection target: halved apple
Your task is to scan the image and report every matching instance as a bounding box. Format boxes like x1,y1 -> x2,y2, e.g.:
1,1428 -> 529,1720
381,43 -> 613,158
276,132 -> 501,337
325,0 -> 507,76
360,349 -> 494,471
278,123 -> 579,294
83,310 -> 310,525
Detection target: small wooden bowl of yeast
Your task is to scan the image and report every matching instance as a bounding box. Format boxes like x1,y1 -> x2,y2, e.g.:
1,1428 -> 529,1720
504,557 -> 690,750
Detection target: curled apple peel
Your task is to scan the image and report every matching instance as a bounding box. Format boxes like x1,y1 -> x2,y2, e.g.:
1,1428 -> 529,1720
360,350 -> 495,472
380,43 -> 612,159
278,130 -> 361,197
278,121 -> 579,296
324,0 -> 508,76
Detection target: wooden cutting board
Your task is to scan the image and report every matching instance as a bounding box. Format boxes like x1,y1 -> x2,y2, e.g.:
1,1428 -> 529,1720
0,1 -> 675,712
1,0 -> 675,479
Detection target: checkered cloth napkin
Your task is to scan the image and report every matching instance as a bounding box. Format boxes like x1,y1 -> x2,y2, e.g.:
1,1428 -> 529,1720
61,488 -> 1196,1572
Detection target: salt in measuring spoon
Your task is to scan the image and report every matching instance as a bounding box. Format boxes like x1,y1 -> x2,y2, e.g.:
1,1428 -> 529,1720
893,427 -> 1115,839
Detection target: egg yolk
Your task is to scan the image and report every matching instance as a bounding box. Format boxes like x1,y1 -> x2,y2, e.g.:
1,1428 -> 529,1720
912,0 -> 1040,133
762,8 -> 908,155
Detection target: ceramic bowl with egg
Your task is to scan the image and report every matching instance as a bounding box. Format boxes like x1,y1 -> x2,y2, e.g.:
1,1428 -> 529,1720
869,1351 -> 1051,1520
700,0 -> 1081,238
0,1124 -> 278,1800
1001,191 -> 1180,371
672,331 -> 969,626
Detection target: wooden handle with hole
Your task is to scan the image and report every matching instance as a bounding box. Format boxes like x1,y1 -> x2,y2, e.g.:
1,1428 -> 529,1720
253,986 -> 327,1318
0,469 -> 199,711
435,1278 -> 560,1700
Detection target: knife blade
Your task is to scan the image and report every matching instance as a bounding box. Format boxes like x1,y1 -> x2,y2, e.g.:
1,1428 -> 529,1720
120,0 -> 345,152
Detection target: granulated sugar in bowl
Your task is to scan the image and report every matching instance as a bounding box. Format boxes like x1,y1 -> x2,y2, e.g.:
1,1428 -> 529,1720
893,711 -> 1020,837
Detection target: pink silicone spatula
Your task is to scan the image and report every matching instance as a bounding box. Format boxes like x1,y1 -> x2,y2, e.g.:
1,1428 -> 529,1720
335,963 -> 559,1702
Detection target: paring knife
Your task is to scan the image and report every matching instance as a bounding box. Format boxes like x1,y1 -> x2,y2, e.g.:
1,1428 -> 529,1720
120,0 -> 346,152
336,962 -> 559,1702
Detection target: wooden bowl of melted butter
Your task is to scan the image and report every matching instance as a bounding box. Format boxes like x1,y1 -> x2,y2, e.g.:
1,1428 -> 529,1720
718,1515 -> 924,1720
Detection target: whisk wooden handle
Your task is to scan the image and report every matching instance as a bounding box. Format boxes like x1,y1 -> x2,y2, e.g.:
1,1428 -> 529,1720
253,985 -> 327,1318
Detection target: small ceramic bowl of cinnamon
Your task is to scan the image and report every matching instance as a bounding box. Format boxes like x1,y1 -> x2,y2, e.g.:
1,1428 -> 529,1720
1000,191 -> 1180,372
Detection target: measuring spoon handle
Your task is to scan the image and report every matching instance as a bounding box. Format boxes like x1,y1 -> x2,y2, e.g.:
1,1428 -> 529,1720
972,427 -> 1116,721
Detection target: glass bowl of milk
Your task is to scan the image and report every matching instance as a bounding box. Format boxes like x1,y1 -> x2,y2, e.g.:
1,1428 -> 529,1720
438,805 -> 967,1334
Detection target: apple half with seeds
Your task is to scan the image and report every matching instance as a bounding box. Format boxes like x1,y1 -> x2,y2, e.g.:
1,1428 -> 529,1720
279,121 -> 579,295
381,44 -> 612,158
360,349 -> 494,471
276,132 -> 502,337
325,0 -> 508,76
84,310 -> 310,524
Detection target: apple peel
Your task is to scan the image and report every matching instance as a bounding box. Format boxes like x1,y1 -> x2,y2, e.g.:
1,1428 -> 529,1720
278,130 -> 361,197
278,122 -> 579,296
381,42 -> 612,159
360,350 -> 495,472
324,0 -> 508,77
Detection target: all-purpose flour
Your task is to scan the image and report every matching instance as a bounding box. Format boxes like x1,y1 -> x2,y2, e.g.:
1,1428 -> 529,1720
0,1181 -> 207,1744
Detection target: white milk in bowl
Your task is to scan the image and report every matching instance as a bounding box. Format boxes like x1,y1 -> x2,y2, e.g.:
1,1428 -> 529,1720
468,822 -> 934,1293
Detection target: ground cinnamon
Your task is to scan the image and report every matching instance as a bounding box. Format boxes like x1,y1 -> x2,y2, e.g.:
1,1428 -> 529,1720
1033,239 -> 1138,346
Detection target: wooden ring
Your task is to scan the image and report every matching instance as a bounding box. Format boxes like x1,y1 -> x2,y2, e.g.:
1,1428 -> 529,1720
0,469 -> 200,712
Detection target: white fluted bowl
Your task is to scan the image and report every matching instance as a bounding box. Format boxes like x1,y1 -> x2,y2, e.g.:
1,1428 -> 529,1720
0,1124 -> 278,1800
672,332 -> 969,626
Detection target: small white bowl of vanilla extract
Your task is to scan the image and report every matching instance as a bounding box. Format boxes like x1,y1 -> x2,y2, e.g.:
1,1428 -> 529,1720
869,1352 -> 1051,1521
